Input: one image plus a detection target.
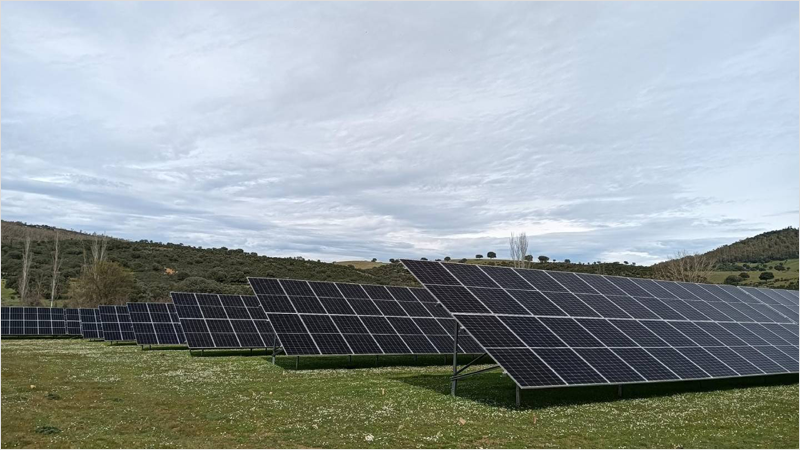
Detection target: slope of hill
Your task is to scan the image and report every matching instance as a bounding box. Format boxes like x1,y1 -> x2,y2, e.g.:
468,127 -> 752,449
704,227 -> 798,264
2,221 -> 797,306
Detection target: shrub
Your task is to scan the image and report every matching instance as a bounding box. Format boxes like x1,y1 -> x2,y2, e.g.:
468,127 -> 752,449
724,275 -> 740,285
759,272 -> 775,280
739,272 -> 750,279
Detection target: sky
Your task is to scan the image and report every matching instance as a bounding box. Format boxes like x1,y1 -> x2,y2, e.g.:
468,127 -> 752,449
2,2 -> 798,265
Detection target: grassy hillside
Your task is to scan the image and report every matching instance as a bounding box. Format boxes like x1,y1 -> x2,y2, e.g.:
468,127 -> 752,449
2,221 -> 797,306
2,339 -> 797,448
704,227 -> 798,264
706,258 -> 799,289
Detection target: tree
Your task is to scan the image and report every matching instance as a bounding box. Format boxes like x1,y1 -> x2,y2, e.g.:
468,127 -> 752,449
18,232 -> 33,305
509,232 -> 529,269
444,256 -> 451,262
524,255 -> 533,262
459,258 -> 468,263
49,230 -> 64,308
653,250 -> 716,283
475,254 -> 483,259
487,251 -> 496,259
538,255 -> 549,263
759,272 -> 775,281
564,259 -> 571,264
420,257 -> 428,261
724,275 -> 740,285
67,260 -> 136,307
739,272 -> 750,279
623,261 -> 629,265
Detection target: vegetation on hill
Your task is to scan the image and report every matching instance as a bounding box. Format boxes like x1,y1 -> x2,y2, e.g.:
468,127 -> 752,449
2,220 -> 797,306
704,227 -> 799,264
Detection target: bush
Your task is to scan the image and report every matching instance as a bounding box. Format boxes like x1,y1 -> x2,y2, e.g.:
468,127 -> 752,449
739,272 -> 750,279
759,272 -> 775,281
724,275 -> 740,285
459,258 -> 468,263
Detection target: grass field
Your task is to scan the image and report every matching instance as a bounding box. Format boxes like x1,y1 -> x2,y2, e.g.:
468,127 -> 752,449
2,339 -> 798,448
334,261 -> 387,270
707,259 -> 799,287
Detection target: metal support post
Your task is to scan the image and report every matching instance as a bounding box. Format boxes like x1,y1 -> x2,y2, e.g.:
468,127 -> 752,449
295,356 -> 299,369
451,321 -> 460,397
618,385 -> 623,397
272,332 -> 278,365
516,385 -> 521,407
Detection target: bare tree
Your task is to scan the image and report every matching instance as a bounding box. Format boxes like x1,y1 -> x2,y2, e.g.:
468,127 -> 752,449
509,232 -> 529,269
18,232 -> 33,304
654,250 -> 717,283
49,230 -> 64,308
91,234 -> 107,264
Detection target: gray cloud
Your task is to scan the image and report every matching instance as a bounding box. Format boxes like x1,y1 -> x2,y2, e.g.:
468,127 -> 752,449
2,2 -> 797,265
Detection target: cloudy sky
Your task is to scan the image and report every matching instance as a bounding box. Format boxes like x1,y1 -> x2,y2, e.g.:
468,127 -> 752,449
2,2 -> 798,265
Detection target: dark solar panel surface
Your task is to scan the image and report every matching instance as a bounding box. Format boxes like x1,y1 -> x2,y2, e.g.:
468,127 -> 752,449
402,260 -> 798,389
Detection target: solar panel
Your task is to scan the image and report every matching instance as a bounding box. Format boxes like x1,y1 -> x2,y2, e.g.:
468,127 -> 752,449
127,302 -> 187,346
79,308 -> 103,339
401,260 -> 798,390
247,278 -> 483,356
98,305 -> 136,342
65,308 -> 82,335
0,307 -> 69,336
170,292 -> 277,350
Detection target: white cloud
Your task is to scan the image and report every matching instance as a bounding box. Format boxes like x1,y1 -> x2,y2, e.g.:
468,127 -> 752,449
2,2 -> 797,263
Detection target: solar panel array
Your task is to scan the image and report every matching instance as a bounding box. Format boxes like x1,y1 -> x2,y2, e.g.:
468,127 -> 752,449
99,306 -> 136,342
1,307 -> 70,336
79,308 -> 103,339
402,260 -> 799,389
247,278 -> 484,356
170,293 -> 277,349
65,308 -> 82,335
127,302 -> 187,346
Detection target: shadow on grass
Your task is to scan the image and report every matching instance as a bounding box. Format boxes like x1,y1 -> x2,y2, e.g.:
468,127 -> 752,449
139,345 -> 189,351
395,370 -> 800,410
1,336 -> 83,340
272,354 -> 481,371
189,348 -> 272,357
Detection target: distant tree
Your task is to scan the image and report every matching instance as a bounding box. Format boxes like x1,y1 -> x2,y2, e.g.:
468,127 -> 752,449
67,261 -> 135,307
538,255 -> 549,263
623,261 -> 629,265
435,259 -> 441,262
739,272 -> 750,279
524,255 -> 533,262
371,258 -> 378,263
475,254 -> 483,259
509,232 -> 529,268
444,256 -> 451,262
653,250 -> 716,283
564,259 -> 571,264
487,251 -> 496,259
389,259 -> 396,263
459,258 -> 468,263
18,232 -> 33,305
552,259 -> 557,263
759,272 -> 775,281
420,257 -> 428,261
775,263 -> 786,271
724,275 -> 740,285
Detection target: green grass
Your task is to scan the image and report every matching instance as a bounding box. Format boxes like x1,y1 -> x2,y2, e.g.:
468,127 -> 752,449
2,279 -> 20,305
2,339 -> 798,448
708,259 -> 799,287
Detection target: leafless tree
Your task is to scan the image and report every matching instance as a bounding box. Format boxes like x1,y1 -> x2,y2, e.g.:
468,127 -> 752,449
49,230 -> 64,307
509,232 -> 529,269
91,234 -> 107,264
654,250 -> 717,283
18,232 -> 33,304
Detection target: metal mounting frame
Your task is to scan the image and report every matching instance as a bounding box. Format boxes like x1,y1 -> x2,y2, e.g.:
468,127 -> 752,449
449,321 -> 506,403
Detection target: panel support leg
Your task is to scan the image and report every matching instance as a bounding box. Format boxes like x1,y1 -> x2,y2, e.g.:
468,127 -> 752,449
451,321 -> 460,397
295,356 -> 299,369
272,332 -> 278,365
376,355 -> 379,365
516,385 -> 521,407
618,385 -> 623,398
348,355 -> 352,364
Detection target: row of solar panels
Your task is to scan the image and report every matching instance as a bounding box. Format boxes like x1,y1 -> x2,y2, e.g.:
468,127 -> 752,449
400,261 -> 799,389
1,305 -> 186,346
2,267 -> 798,392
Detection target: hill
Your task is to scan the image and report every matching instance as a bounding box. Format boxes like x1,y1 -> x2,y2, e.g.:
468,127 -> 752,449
1,221 -> 796,306
704,227 -> 798,264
